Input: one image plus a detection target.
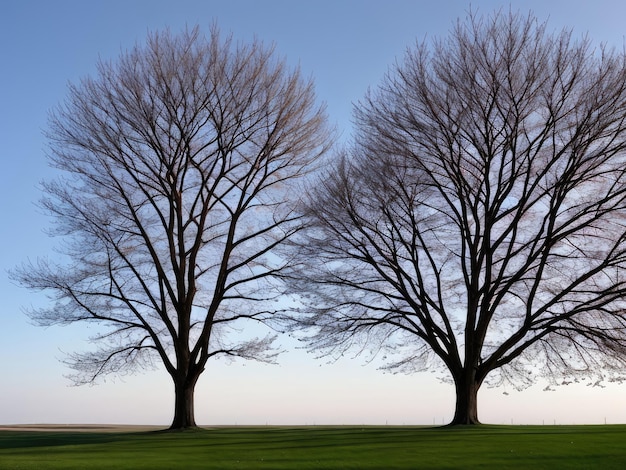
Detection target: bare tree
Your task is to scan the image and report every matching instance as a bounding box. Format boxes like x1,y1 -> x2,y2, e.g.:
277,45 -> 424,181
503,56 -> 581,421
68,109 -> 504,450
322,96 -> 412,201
290,11 -> 626,425
12,26 -> 330,429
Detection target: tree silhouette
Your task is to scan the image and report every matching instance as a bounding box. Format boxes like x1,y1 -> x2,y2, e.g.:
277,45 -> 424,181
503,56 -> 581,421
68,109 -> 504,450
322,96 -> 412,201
290,11 -> 626,424
12,26 -> 330,429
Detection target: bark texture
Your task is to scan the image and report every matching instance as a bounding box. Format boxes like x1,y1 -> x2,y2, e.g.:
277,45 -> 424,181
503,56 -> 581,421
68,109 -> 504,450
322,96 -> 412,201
171,374 -> 200,429
451,376 -> 481,425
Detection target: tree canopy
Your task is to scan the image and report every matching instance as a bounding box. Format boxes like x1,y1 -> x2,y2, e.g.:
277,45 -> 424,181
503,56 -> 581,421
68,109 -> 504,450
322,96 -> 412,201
290,10 -> 626,424
12,26 -> 331,429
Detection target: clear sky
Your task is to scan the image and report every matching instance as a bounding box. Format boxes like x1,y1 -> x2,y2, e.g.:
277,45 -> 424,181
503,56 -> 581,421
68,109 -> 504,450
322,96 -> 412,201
3,0 -> 626,426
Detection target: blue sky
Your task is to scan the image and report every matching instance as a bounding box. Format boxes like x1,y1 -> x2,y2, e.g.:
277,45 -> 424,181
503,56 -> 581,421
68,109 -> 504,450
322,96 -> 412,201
3,0 -> 626,426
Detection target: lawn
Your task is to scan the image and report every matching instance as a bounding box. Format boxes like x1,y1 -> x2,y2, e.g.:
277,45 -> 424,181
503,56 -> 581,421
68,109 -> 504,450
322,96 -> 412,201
1,425 -> 625,469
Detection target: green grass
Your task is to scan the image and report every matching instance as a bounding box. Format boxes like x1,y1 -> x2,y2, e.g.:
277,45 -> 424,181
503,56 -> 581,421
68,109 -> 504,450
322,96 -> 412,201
1,425 -> 626,469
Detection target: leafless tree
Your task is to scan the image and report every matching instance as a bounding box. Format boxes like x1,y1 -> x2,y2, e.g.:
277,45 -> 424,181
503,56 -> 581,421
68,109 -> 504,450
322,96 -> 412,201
12,26 -> 330,429
290,11 -> 626,425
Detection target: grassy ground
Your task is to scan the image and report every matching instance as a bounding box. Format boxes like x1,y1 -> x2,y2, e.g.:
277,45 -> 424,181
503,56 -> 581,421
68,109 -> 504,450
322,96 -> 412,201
1,424 -> 625,469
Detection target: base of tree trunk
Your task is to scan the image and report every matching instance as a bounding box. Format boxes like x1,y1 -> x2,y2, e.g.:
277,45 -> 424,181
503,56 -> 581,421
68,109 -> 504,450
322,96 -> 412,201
169,416 -> 198,430
447,417 -> 482,426
451,376 -> 481,425
166,424 -> 202,431
170,377 -> 199,430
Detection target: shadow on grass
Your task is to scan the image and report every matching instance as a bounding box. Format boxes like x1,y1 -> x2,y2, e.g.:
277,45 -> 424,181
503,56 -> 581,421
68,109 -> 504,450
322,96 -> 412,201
3,425 -> 626,470
0,431 -> 143,450
0,426 -> 431,451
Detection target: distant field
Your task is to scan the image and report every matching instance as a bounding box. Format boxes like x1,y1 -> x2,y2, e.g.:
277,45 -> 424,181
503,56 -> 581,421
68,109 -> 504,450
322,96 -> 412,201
1,424 -> 626,469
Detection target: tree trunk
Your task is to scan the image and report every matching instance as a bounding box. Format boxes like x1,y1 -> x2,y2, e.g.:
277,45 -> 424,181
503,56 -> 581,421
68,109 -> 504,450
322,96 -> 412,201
170,375 -> 199,430
450,374 -> 481,425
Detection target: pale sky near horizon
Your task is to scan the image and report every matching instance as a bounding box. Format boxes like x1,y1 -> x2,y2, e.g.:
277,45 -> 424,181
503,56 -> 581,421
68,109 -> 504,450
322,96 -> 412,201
3,0 -> 626,426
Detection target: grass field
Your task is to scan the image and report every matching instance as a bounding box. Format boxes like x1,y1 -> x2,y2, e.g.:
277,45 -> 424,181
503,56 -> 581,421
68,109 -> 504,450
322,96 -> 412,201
1,424 -> 625,469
